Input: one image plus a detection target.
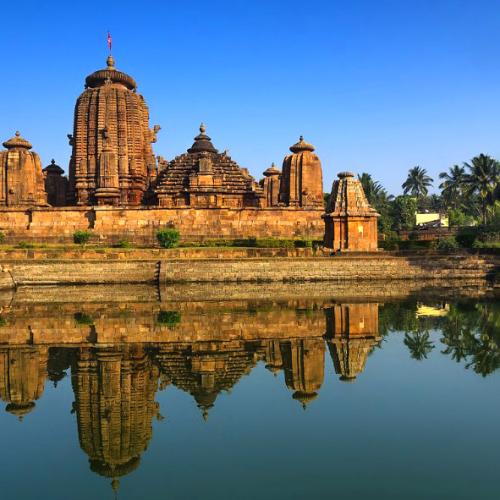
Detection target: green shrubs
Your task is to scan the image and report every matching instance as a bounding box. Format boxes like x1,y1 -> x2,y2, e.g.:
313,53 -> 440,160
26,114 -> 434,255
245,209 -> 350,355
293,239 -> 313,248
18,241 -> 35,249
436,237 -> 459,251
73,230 -> 91,245
157,228 -> 180,248
0,232 -> 5,244
74,312 -> 94,325
156,310 -> 181,329
114,240 -> 132,249
379,234 -> 403,251
456,225 -> 500,249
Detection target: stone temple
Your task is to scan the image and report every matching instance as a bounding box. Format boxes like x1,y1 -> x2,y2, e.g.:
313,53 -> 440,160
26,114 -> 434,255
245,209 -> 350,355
0,132 -> 47,207
68,55 -> 159,206
155,124 -> 264,208
0,53 -> 379,250
323,172 -> 379,251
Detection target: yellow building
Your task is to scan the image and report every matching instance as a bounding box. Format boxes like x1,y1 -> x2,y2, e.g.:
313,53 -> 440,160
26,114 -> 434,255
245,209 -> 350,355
415,212 -> 449,227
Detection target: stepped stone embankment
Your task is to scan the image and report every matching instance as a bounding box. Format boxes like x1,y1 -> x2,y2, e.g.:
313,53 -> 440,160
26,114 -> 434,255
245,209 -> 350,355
0,248 -> 497,289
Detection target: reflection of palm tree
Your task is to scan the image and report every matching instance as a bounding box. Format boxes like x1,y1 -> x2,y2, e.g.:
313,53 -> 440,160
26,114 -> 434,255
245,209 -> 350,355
440,302 -> 500,376
404,331 -> 434,360
470,335 -> 500,377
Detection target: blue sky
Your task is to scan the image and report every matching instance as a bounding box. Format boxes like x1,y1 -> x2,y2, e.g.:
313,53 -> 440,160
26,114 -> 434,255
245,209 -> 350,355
1,0 -> 498,194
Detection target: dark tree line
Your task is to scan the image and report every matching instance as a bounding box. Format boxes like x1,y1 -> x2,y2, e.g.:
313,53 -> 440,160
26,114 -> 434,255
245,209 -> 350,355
348,154 -> 500,244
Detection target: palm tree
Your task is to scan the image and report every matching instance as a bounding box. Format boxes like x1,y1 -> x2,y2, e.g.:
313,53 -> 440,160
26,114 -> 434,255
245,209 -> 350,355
439,165 -> 466,210
358,173 -> 394,233
463,154 -> 500,224
359,173 -> 381,205
402,166 -> 434,199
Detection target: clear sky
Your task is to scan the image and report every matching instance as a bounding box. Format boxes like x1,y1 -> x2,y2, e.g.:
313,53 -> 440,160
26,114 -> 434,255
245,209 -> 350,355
0,0 -> 498,195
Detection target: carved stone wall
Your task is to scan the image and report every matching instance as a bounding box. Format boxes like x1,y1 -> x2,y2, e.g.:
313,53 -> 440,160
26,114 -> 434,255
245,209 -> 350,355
155,125 -> 264,208
279,137 -> 324,208
323,172 -> 379,251
261,163 -> 281,207
43,160 -> 68,207
0,206 -> 324,244
68,56 -> 158,206
0,132 -> 47,207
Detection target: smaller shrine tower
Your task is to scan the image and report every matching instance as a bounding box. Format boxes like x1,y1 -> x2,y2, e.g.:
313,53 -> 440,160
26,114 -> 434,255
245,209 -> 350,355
279,136 -> 323,208
261,163 -> 281,207
0,132 -> 47,207
323,172 -> 379,251
43,159 -> 68,206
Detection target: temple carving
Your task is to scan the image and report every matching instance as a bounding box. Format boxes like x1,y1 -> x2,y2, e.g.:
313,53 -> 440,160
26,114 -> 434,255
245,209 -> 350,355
43,159 -> 68,206
323,172 -> 379,251
0,52 -> 382,251
68,55 -> 158,206
261,163 -> 281,207
0,132 -> 47,207
155,124 -> 264,208
279,136 -> 324,208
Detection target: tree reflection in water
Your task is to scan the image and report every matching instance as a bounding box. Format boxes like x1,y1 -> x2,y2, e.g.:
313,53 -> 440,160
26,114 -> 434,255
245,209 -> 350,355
379,299 -> 500,375
0,292 -> 498,492
440,302 -> 500,376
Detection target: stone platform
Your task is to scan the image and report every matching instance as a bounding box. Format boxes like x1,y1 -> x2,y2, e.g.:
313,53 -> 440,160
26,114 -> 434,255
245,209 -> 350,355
0,206 -> 324,245
0,248 -> 496,289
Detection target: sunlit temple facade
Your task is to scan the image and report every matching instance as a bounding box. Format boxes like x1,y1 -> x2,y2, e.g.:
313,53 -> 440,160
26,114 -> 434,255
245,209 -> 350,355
0,54 -> 379,250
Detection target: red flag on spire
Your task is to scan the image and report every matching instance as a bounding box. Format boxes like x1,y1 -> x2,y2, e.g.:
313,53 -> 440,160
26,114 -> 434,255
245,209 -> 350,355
107,31 -> 112,52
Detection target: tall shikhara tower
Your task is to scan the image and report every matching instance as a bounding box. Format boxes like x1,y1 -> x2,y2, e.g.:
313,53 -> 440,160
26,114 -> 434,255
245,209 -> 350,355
68,55 -> 159,205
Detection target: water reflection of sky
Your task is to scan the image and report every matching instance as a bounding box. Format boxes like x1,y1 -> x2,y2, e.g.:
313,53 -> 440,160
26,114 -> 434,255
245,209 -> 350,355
0,289 -> 498,500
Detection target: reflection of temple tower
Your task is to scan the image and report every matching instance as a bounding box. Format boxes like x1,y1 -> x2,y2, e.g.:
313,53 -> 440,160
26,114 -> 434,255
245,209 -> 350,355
0,346 -> 48,420
264,340 -> 284,375
157,341 -> 259,419
71,345 -> 160,489
279,339 -> 325,407
325,303 -> 381,380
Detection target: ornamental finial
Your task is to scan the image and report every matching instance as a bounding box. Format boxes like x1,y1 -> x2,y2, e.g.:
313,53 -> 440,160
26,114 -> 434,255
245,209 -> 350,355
200,123 -> 206,134
106,54 -> 115,69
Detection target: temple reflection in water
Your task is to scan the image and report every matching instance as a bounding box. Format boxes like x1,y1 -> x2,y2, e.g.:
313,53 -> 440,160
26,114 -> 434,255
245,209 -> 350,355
0,287 -> 497,492
0,296 -> 384,488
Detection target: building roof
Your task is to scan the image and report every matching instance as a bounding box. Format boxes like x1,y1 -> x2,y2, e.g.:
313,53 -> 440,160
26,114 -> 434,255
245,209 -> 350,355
2,131 -> 32,150
43,159 -> 64,175
155,124 -> 263,195
85,55 -> 137,90
289,135 -> 315,153
263,163 -> 281,177
326,171 -> 379,217
187,123 -> 218,153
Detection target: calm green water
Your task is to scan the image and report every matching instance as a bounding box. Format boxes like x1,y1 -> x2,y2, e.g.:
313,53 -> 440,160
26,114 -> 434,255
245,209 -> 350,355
0,289 -> 499,500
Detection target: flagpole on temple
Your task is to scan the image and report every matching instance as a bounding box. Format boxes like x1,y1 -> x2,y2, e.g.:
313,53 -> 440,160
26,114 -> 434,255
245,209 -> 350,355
107,31 -> 112,54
